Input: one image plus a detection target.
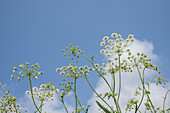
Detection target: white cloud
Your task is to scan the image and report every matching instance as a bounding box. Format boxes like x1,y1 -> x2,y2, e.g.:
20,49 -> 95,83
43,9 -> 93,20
88,39 -> 170,113
18,93 -> 74,113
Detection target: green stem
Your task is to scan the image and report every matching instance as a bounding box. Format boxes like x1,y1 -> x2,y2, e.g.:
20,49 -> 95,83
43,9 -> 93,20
137,68 -> 146,111
163,90 -> 170,113
38,99 -> 44,112
74,78 -> 78,113
78,50 -> 113,92
28,76 -> 41,113
134,104 -> 141,113
117,55 -> 121,101
0,82 -> 6,92
49,82 -> 68,113
112,95 -> 121,112
13,104 -> 18,113
148,76 -> 159,91
111,73 -> 121,112
84,76 -> 114,111
71,88 -> 86,112
136,66 -> 156,113
111,73 -> 115,95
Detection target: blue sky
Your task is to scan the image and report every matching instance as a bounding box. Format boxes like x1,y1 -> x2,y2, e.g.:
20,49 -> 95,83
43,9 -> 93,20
0,0 -> 170,112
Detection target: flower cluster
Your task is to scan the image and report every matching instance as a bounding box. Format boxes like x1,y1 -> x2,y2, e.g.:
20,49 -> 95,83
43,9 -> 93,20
125,98 -> 139,112
126,52 -> 161,73
125,87 -> 142,112
62,44 -> 84,63
101,58 -> 133,76
0,91 -> 20,112
72,106 -> 85,113
100,33 -> 135,57
56,64 -> 94,79
11,62 -> 44,81
156,77 -> 167,88
58,79 -> 73,98
25,83 -> 58,102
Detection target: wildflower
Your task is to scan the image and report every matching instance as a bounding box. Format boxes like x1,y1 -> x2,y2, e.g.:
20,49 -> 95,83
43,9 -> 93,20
100,49 -> 105,54
130,39 -> 135,42
88,67 -> 94,71
33,87 -> 38,92
94,64 -> 99,68
19,71 -> 22,74
10,75 -> 14,80
105,45 -> 109,49
100,42 -> 106,46
108,39 -> 113,43
13,67 -> 17,72
34,76 -> 38,79
25,91 -> 30,94
17,77 -> 20,81
106,53 -> 111,57
56,68 -> 61,72
26,62 -> 30,65
50,86 -> 55,91
102,36 -> 109,41
111,33 -> 117,38
79,67 -> 83,70
128,34 -> 134,38
84,65 -> 88,69
51,98 -> 55,101
19,64 -> 24,68
117,34 -> 121,38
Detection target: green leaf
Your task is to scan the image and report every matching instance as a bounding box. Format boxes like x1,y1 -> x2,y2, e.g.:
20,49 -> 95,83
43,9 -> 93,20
95,100 -> 111,113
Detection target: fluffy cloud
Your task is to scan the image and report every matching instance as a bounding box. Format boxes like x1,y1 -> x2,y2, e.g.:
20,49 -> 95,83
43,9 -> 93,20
88,39 -> 170,113
18,93 -> 74,113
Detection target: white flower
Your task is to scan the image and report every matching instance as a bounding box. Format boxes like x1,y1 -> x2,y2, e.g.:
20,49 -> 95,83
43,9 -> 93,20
108,39 -> 113,43
100,42 -> 106,46
102,36 -> 109,41
25,91 -> 30,94
128,34 -> 134,38
56,68 -> 61,72
100,49 -> 105,54
111,33 -> 117,38
33,87 -> 38,92
60,72 -> 65,75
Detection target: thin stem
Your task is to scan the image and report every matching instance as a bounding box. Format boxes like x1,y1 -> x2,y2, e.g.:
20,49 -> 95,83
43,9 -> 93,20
78,50 -> 113,92
111,73 -> 121,112
134,104 -> 141,113
0,82 -> 6,92
78,50 -> 119,112
112,95 -> 121,113
28,76 -> 41,113
84,76 -> 114,111
117,55 -> 121,101
71,88 -> 86,113
148,76 -> 159,91
13,104 -> 18,113
136,66 -> 156,113
111,73 -> 115,95
38,99 -> 44,112
163,90 -> 170,113
49,82 -> 68,113
137,68 -> 146,111
74,78 -> 78,113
